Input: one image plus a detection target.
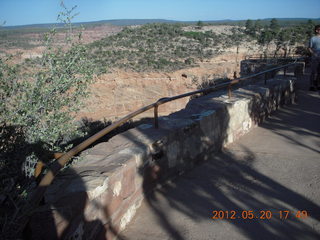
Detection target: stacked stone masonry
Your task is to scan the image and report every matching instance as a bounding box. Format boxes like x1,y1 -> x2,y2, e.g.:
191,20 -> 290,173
29,77 -> 296,240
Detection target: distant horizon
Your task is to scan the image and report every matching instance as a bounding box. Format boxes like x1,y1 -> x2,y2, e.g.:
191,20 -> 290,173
1,0 -> 319,27
2,17 -> 320,28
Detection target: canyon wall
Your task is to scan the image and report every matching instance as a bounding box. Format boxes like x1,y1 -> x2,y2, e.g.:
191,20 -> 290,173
79,52 -> 248,121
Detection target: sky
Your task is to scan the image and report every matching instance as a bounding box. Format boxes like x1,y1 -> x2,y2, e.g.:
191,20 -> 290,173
0,0 -> 319,26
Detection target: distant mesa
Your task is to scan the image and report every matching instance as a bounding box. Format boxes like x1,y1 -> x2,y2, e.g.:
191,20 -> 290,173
2,17 -> 320,29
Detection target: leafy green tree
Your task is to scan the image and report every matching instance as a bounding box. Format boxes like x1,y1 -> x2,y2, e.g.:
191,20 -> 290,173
1,2 -> 94,177
245,19 -> 255,36
196,20 -> 204,29
258,30 -> 274,56
274,28 -> 291,56
254,19 -> 262,33
230,26 -> 245,67
270,18 -> 280,35
306,19 -> 315,38
0,2 -> 96,238
0,59 -> 19,123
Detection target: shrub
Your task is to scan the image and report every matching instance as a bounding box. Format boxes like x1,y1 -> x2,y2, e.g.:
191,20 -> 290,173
0,3 -> 94,238
7,3 -> 93,159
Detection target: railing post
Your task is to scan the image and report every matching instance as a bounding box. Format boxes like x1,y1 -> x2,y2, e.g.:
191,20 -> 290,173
284,67 -> 287,76
154,105 -> 159,129
228,85 -> 232,98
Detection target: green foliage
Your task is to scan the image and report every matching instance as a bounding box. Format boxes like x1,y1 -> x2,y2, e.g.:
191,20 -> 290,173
0,58 -> 19,124
254,20 -> 262,33
2,4 -> 93,153
196,20 -> 204,29
258,30 -> 274,45
88,23 -> 233,72
14,44 -> 93,151
0,2 -> 93,186
231,27 -> 245,45
270,18 -> 280,33
247,18 -> 313,56
185,57 -> 195,65
245,19 -> 255,36
306,19 -> 315,38
0,3 -> 95,238
87,19 -> 314,72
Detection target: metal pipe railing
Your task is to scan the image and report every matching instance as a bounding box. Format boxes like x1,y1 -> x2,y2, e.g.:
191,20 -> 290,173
245,54 -> 302,60
152,59 -> 304,123
22,58 -> 304,229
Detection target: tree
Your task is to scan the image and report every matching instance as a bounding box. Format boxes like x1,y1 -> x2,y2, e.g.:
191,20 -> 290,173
254,19 -> 262,33
196,20 -> 204,29
306,19 -> 315,38
1,2 -> 94,177
245,19 -> 255,36
0,3 -> 95,238
258,30 -> 274,57
270,18 -> 280,35
231,26 -> 245,67
274,28 -> 291,57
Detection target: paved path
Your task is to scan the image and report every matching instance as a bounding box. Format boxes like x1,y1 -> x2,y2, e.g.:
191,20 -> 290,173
120,72 -> 320,240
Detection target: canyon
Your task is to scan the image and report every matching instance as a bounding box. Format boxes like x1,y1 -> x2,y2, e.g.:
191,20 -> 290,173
78,50 -> 251,121
0,24 -> 277,122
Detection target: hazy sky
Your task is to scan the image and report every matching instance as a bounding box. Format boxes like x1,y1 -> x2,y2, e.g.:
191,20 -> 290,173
1,0 -> 319,26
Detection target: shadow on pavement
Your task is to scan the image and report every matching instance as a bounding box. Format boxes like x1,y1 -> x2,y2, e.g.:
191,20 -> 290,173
136,146 -> 320,240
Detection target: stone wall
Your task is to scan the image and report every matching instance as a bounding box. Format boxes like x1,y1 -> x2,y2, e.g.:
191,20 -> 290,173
28,76 -> 296,240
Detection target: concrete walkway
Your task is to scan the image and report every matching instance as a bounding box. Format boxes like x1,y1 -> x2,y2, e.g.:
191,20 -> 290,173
120,72 -> 320,240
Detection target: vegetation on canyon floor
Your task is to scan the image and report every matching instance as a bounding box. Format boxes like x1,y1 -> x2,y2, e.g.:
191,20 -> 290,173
87,18 -> 314,72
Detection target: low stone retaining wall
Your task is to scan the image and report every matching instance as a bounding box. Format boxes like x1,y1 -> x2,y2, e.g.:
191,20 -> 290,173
28,77 -> 296,240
